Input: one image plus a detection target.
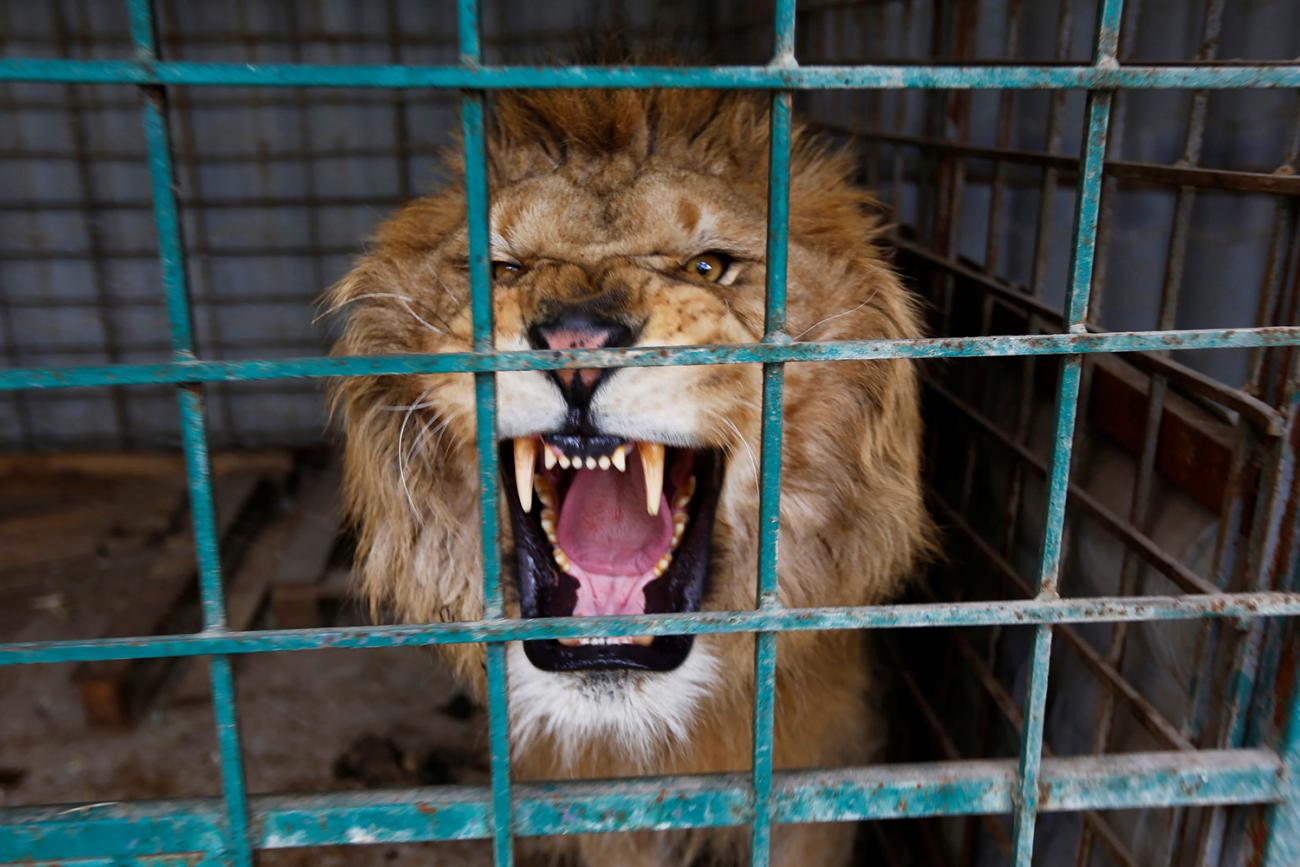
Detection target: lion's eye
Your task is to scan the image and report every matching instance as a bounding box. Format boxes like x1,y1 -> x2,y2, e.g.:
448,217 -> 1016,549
492,261 -> 524,281
683,252 -> 730,283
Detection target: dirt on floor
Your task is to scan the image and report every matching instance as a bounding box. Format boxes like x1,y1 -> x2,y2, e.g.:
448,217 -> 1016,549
0,453 -> 493,865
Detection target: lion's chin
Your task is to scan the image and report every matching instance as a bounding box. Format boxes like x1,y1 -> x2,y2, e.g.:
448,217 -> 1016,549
502,436 -> 724,674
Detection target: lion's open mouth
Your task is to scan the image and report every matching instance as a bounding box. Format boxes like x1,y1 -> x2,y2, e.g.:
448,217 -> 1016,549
502,434 -> 722,673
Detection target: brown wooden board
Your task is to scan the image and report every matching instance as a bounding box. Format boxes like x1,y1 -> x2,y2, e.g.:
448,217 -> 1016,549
72,471 -> 269,727
168,499 -> 301,703
270,465 -> 343,629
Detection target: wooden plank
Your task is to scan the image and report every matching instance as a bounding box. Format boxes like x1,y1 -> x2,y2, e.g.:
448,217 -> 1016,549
72,471 -> 267,727
0,488 -> 182,575
169,503 -> 300,703
0,449 -> 294,480
1087,355 -> 1238,514
270,465 -> 343,629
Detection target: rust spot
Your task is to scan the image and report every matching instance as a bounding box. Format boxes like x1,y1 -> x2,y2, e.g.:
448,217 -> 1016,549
417,803 -> 440,816
1274,634 -> 1298,731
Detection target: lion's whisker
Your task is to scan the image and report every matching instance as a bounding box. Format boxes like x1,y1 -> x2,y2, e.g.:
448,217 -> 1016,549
381,399 -> 439,413
326,292 -> 452,337
397,404 -> 421,520
791,289 -> 881,342
708,411 -> 760,502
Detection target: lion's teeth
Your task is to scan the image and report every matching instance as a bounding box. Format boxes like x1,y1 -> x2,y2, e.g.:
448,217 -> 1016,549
543,446 -> 557,470
513,437 -> 537,513
585,456 -> 597,470
536,476 -> 555,509
558,453 -> 571,469
598,455 -> 611,471
561,635 -> 650,648
673,475 -> 696,511
638,442 -> 665,516
612,446 -> 627,472
653,553 -> 672,577
553,546 -> 571,570
540,509 -> 557,543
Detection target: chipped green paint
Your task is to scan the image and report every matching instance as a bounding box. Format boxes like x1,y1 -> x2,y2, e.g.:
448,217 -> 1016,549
1,59 -> 1299,90
1,328 -> 1298,392
1,751 -> 1284,860
3,592 -> 1300,668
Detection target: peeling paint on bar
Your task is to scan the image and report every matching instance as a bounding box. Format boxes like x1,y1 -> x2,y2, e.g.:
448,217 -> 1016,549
0,750 -> 1282,861
1,59 -> 1299,90
1,327 -> 1298,392
3,592 -> 1300,668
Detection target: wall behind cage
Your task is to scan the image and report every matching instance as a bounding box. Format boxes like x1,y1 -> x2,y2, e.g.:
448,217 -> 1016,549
0,0 -> 1295,453
0,0 -> 757,450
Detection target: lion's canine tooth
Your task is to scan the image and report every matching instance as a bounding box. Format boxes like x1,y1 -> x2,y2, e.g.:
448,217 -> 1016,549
514,437 -> 537,513
612,446 -> 626,472
598,455 -> 611,471
543,446 -> 557,470
639,442 -> 665,515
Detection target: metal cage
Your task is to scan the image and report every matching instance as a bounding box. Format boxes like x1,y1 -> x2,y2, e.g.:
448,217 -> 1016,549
1,0 -> 1299,865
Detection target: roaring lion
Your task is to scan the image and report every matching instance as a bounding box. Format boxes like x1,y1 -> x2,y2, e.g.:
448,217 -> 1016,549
328,90 -> 929,866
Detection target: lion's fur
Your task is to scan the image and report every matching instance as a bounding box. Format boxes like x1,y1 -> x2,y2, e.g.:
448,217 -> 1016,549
327,89 -> 932,865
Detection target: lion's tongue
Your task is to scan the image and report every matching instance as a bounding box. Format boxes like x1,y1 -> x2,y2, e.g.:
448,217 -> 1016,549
556,458 -> 671,616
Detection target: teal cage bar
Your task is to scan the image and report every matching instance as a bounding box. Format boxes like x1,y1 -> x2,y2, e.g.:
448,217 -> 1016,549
1,0 -> 1299,866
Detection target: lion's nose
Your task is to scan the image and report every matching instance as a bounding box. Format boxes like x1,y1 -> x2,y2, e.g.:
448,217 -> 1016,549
528,307 -> 633,408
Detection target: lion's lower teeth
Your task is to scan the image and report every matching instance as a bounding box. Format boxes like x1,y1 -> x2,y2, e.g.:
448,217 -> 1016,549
557,636 -> 653,647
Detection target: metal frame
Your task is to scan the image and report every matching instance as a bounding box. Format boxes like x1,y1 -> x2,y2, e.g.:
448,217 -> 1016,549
1,0 -> 1299,865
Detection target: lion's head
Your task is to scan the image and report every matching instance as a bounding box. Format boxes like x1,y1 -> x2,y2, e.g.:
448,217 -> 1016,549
328,90 -> 929,766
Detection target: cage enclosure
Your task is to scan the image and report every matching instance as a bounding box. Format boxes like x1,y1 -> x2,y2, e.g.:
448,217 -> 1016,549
0,1 -> 1298,866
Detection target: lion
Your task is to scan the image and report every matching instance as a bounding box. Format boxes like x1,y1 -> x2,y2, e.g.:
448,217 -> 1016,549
327,89 -> 930,866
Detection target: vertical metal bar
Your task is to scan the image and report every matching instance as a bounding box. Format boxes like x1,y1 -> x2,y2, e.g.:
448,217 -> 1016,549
0,8 -> 34,450
458,2 -> 512,865
1009,3 -> 1122,864
1264,595 -> 1300,867
751,4 -> 795,864
386,0 -> 415,202
51,0 -> 131,449
126,1 -> 253,864
1189,107 -> 1300,867
888,0 -> 917,212
164,0 -> 237,444
1077,4 -> 1221,865
1086,0 -> 1143,324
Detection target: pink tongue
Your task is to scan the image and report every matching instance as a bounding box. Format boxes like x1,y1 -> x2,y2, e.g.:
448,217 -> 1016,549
556,454 -> 671,616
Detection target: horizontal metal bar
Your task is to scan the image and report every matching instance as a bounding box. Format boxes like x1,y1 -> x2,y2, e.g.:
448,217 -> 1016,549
0,60 -> 1298,90
2,327 -> 1298,392
3,592 -> 1300,667
930,497 -> 1196,751
0,750 -> 1280,862
823,125 -> 1300,195
891,236 -> 1289,433
925,377 -> 1221,595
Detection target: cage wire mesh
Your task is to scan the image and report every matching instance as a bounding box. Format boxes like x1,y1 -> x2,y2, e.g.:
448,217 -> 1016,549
0,0 -> 1299,866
